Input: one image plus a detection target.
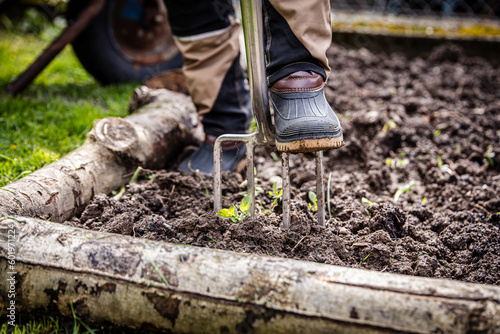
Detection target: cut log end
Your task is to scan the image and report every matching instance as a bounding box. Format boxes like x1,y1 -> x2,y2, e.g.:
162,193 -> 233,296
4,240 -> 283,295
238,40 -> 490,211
90,117 -> 138,152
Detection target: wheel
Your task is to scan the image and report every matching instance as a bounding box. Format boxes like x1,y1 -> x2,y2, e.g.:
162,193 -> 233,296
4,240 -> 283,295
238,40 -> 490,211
67,0 -> 183,85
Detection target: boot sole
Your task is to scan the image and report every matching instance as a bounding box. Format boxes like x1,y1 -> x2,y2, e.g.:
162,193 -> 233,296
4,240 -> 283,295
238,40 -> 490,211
276,135 -> 344,153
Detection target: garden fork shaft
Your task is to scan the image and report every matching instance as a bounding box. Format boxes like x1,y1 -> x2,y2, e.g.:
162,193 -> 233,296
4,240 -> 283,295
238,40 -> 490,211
214,0 -> 326,228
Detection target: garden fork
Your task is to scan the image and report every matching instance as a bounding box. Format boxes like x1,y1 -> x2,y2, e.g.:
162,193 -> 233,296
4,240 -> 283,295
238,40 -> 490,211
213,0 -> 325,228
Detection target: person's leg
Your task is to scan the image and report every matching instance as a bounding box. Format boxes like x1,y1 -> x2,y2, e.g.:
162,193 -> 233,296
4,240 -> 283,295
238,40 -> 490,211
163,0 -> 251,173
263,0 -> 344,152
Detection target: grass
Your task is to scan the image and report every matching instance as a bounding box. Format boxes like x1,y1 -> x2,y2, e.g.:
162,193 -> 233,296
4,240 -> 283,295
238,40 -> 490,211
0,310 -> 99,334
0,22 -> 139,331
0,28 -> 137,187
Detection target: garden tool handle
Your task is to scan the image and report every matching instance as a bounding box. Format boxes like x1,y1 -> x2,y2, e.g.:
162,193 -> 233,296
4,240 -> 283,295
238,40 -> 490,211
240,0 -> 275,144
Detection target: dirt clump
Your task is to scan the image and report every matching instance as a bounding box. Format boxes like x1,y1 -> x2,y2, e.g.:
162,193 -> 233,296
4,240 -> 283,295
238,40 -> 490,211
66,43 -> 500,285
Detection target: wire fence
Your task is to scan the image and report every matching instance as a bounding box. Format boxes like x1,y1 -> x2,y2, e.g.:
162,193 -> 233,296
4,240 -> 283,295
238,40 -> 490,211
331,0 -> 500,19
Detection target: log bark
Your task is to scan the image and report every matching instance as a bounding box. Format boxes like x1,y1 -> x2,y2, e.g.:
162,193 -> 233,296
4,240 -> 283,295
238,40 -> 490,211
0,88 -> 198,222
1,217 -> 499,333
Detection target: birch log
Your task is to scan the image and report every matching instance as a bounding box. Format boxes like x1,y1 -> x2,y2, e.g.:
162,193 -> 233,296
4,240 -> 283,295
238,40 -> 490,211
1,217 -> 499,333
0,88 -> 198,222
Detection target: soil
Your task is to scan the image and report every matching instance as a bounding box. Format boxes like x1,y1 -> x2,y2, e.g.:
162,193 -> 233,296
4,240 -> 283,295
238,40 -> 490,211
65,42 -> 500,285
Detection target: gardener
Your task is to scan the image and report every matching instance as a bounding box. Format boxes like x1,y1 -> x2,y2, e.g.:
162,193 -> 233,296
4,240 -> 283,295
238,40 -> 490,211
163,0 -> 344,174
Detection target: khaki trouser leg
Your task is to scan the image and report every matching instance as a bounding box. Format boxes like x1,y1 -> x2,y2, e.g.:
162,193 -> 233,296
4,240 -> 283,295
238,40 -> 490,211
268,0 -> 332,80
173,18 -> 241,116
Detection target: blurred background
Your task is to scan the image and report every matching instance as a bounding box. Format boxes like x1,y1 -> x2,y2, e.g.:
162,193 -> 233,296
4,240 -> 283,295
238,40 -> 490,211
332,0 -> 500,18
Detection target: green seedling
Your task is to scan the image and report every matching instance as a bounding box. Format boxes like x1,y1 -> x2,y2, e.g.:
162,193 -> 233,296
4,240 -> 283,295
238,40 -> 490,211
382,120 -> 396,132
218,195 -> 250,223
484,145 -> 495,167
308,191 -> 318,213
361,197 -> 375,206
130,166 -> 142,184
112,166 -> 143,201
268,181 -> 283,205
434,129 -> 441,137
437,154 -> 443,168
385,157 -> 409,168
261,181 -> 283,214
359,254 -> 370,265
258,201 -> 270,215
112,185 -> 126,201
362,197 -> 373,216
198,173 -> 210,198
393,181 -> 415,203
422,197 -> 428,204
437,154 -> 453,174
239,194 -> 251,215
145,171 -> 156,180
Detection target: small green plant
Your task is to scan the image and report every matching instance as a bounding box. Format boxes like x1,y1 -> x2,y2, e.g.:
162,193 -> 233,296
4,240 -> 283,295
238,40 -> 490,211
393,181 -> 415,203
308,191 -> 318,213
361,197 -> 374,216
484,145 -> 495,167
385,157 -> 409,168
197,173 -> 210,198
217,195 -> 250,223
436,154 -> 454,174
260,181 -> 283,214
130,166 -> 142,184
112,166 -> 143,201
359,254 -> 370,265
361,197 -> 375,206
382,120 -> 396,132
437,154 -> 443,168
422,197 -> 428,204
268,181 -> 283,204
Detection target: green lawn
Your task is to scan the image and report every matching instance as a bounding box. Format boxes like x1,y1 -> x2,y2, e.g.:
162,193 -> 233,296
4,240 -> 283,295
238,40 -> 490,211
0,24 -> 144,332
0,29 -> 137,187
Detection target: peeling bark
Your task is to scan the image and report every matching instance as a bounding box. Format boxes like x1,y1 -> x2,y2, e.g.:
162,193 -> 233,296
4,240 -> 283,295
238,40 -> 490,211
1,217 -> 499,333
0,89 -> 198,222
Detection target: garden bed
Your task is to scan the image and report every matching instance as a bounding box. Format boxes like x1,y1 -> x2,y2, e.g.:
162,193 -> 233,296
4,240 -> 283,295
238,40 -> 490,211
66,42 -> 500,285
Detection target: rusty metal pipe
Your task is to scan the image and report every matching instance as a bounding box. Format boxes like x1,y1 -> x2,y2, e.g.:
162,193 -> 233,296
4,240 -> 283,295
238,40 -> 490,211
4,0 -> 105,96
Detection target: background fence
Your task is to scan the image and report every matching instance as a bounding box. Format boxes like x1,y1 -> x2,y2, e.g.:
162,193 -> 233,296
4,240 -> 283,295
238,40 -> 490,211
331,0 -> 500,19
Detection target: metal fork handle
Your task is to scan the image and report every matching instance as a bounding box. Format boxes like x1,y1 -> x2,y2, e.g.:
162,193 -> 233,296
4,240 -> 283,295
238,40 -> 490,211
240,0 -> 274,144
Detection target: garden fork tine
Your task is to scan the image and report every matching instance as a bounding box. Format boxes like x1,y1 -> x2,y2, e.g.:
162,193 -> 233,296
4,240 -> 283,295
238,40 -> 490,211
214,0 -> 326,228
214,0 -> 271,218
